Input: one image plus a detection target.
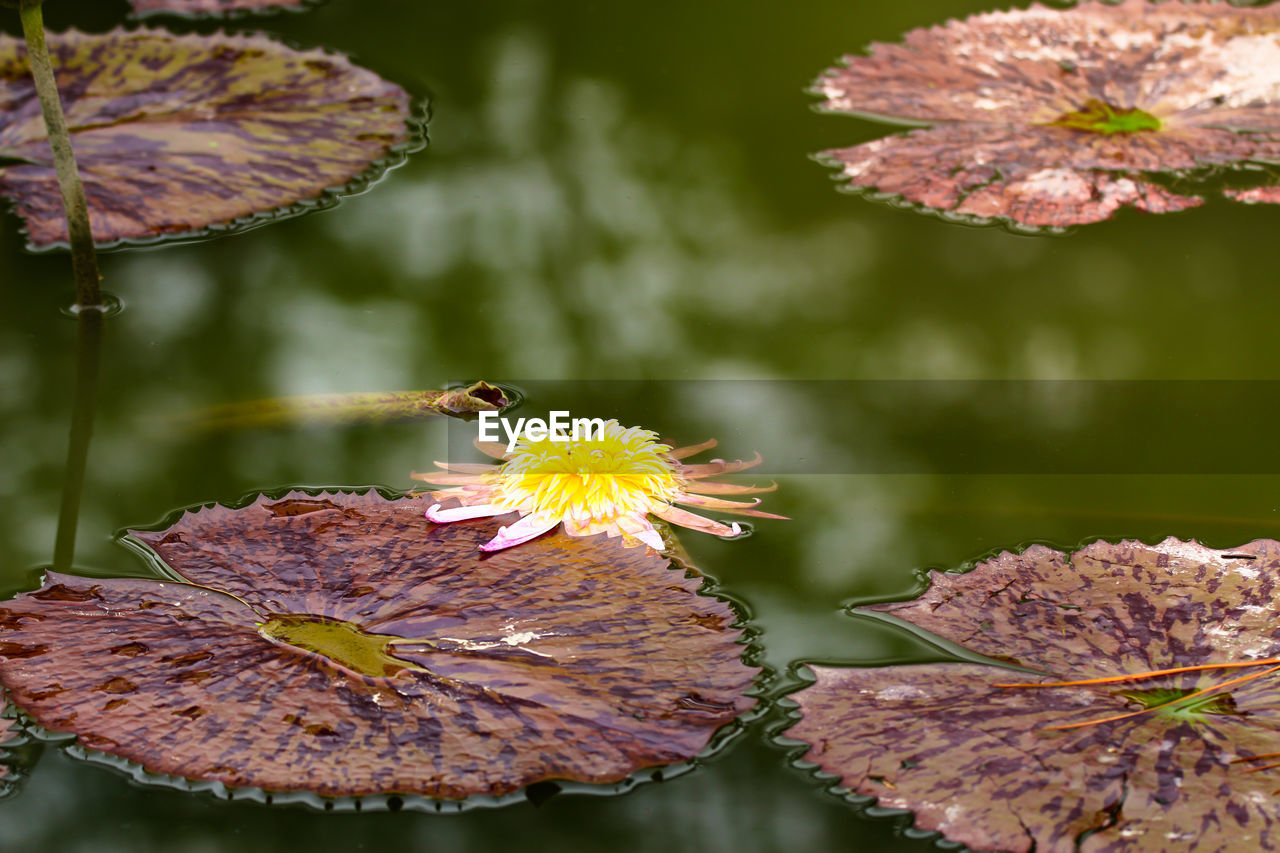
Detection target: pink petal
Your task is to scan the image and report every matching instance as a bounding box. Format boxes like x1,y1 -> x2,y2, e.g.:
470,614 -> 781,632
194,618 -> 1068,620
432,461 -> 500,474
653,505 -> 738,538
474,440 -> 510,460
480,514 -> 561,551
683,480 -> 777,496
668,438 -> 718,460
428,485 -> 501,503
561,516 -> 603,537
679,452 -> 763,479
426,503 -> 507,522
676,493 -> 765,511
410,473 -> 491,486
633,526 -> 666,551
711,506 -> 789,521
610,514 -> 667,552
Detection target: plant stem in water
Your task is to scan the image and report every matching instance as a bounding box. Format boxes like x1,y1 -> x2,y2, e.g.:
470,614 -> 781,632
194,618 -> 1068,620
52,308 -> 103,571
18,2 -> 102,309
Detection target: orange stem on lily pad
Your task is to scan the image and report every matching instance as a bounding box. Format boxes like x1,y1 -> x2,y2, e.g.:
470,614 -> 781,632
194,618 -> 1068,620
994,658 -> 1280,690
1041,665 -> 1280,733
1232,752 -> 1280,774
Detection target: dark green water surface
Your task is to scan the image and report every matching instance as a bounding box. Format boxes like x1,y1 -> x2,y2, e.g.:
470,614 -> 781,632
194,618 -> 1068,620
3,0 -> 1280,850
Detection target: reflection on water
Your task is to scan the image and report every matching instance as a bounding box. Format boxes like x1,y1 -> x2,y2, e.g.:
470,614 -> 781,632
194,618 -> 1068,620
323,29 -> 875,378
2,0 -> 1280,850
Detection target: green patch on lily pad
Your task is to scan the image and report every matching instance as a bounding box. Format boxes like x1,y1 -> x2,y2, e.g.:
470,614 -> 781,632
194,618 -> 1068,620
1048,99 -> 1162,136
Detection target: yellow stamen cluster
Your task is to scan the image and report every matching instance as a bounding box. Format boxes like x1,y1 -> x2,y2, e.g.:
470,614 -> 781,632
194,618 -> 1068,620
495,422 -> 682,523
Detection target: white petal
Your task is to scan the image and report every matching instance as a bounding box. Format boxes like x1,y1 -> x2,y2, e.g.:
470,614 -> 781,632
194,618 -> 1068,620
634,525 -> 666,551
480,514 -> 561,551
426,503 -> 506,522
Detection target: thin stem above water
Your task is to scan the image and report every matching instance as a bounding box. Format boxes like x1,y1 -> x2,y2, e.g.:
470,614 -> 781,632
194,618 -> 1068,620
18,1 -> 102,309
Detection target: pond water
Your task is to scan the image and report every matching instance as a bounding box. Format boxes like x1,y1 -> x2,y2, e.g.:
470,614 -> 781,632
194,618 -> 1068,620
3,0 -> 1280,850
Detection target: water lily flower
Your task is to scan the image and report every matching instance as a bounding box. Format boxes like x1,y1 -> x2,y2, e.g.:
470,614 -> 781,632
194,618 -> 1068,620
412,419 -> 785,551
815,0 -> 1280,227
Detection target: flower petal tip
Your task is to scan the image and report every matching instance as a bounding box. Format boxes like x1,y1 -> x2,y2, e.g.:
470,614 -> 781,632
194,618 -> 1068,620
636,529 -> 666,552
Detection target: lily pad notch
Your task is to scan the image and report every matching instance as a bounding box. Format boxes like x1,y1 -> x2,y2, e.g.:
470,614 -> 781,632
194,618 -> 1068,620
0,28 -> 424,249
0,489 -> 761,809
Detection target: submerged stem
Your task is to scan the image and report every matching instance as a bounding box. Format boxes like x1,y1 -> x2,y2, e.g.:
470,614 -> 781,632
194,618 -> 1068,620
52,308 -> 102,571
18,2 -> 102,309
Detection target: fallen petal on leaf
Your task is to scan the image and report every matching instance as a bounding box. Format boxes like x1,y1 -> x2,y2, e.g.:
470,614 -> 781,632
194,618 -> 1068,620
814,0 -> 1280,226
0,491 -> 757,802
130,0 -> 312,16
0,29 -> 418,248
785,538 -> 1280,852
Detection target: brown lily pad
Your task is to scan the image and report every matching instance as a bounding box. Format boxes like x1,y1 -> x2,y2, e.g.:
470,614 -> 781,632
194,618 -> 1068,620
0,29 -> 417,248
814,0 -> 1280,227
130,0 -> 313,16
785,538 -> 1280,852
0,491 -> 757,802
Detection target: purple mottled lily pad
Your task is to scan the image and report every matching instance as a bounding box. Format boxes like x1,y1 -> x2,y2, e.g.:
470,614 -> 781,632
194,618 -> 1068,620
0,29 -> 415,248
786,538 -> 1280,852
0,491 -> 756,801
815,0 -> 1280,226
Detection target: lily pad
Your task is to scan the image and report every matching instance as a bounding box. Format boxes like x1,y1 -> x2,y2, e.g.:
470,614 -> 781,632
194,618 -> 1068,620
0,29 -> 417,248
785,538 -> 1280,852
814,0 -> 1280,227
130,0 -> 313,16
0,491 -> 757,802
0,714 -> 33,798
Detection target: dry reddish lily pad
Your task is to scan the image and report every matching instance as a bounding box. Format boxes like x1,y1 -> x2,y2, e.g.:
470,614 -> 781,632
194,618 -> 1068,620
0,491 -> 756,801
786,538 -> 1280,852
815,0 -> 1280,227
130,0 -> 312,15
0,29 -> 416,248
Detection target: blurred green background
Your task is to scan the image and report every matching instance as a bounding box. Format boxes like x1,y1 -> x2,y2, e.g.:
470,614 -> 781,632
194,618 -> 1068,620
3,0 -> 1280,849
